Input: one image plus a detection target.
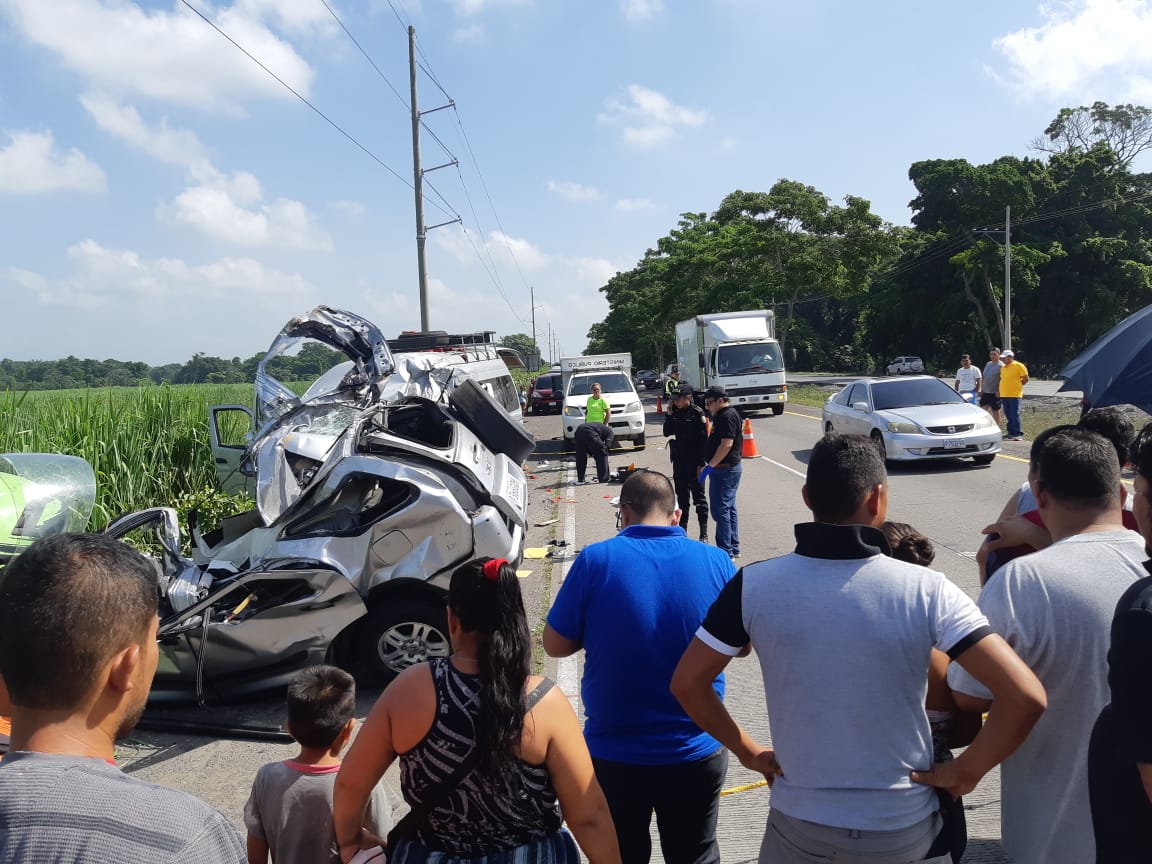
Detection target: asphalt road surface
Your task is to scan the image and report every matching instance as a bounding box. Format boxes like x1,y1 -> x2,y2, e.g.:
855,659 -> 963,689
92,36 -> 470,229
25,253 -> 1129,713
121,396 -> 1091,861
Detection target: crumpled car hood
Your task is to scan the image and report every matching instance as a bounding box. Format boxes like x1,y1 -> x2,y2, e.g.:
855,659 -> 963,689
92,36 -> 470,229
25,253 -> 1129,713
255,306 -> 395,429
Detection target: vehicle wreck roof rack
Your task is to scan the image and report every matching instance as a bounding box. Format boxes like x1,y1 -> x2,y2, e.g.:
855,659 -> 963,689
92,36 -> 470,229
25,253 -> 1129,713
387,330 -> 498,352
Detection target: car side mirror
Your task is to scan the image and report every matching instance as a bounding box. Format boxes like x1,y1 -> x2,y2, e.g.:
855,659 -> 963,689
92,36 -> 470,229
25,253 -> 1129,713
851,401 -> 870,411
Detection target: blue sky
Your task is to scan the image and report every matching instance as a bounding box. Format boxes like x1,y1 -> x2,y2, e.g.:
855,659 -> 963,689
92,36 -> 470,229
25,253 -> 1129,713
2,0 -> 1151,364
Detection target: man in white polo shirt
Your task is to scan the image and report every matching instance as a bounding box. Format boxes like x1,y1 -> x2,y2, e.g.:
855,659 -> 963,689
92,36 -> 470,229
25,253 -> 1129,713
955,354 -> 981,401
671,433 -> 1047,863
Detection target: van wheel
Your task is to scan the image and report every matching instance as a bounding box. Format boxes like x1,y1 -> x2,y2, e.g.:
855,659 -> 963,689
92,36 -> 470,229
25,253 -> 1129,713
633,432 -> 646,450
772,404 -> 785,416
356,594 -> 450,686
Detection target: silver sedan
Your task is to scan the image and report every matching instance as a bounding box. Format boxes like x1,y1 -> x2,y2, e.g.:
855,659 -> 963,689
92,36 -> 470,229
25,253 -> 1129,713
822,376 -> 1002,464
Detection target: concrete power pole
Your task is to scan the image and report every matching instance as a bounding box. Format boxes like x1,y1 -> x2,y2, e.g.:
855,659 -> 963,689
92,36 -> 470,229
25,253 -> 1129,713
530,285 -> 538,360
1004,205 -> 1012,351
409,26 -> 430,331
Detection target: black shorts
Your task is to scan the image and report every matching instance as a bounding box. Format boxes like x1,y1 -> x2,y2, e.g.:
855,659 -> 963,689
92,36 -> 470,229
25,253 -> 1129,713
979,392 -> 1001,410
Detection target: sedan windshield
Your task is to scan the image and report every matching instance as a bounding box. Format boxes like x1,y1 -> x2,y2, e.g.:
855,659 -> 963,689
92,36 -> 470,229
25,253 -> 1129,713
871,379 -> 964,411
717,342 -> 784,375
568,372 -> 633,396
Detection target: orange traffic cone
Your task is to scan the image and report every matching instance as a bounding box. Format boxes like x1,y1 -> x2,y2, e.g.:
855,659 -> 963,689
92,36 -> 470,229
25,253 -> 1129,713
656,395 -> 663,414
741,417 -> 760,458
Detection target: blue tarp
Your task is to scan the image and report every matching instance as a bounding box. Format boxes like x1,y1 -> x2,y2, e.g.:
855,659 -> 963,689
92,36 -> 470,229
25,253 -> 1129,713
1058,304 -> 1152,413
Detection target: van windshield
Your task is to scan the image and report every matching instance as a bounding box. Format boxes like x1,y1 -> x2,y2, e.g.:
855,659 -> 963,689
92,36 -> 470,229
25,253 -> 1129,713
717,342 -> 784,375
568,372 -> 633,396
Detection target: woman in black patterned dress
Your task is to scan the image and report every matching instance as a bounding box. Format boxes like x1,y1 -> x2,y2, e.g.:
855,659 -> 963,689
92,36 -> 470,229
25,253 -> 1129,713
334,558 -> 620,864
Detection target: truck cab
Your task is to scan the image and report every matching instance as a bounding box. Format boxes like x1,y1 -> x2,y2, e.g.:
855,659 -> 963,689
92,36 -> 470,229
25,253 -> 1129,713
675,311 -> 788,415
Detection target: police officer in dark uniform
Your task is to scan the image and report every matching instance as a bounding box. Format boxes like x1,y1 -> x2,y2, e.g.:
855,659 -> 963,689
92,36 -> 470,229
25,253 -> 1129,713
661,382 -> 709,541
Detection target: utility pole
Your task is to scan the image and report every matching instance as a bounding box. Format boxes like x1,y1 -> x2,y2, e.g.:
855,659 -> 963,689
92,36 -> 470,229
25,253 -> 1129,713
547,322 -> 554,367
409,26 -> 429,331
407,26 -> 460,332
530,286 -> 538,360
1004,205 -> 1012,351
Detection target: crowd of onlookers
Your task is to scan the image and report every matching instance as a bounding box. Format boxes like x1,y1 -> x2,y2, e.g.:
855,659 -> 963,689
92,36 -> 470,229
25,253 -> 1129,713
1,409 -> 1150,864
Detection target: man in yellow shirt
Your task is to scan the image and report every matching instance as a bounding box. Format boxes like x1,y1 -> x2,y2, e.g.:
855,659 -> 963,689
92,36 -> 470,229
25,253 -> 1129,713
999,350 -> 1030,440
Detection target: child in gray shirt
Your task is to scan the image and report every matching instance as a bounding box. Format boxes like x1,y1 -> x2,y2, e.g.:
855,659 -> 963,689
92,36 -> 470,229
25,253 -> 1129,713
244,666 -> 393,864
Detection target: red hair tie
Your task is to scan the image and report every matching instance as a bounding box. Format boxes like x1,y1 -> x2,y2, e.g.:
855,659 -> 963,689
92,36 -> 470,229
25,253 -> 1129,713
482,558 -> 508,581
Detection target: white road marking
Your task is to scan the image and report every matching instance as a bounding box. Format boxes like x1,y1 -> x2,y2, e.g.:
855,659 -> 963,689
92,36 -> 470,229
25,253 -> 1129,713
555,461 -> 580,713
758,455 -> 807,480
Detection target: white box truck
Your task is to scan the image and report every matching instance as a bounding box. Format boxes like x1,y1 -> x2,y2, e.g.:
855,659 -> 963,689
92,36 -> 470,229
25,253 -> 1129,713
559,353 -> 646,449
675,310 -> 787,415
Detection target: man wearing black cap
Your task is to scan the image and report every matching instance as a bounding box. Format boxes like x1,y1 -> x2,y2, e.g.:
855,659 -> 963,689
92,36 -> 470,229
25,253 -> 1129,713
700,386 -> 743,559
663,383 -> 709,541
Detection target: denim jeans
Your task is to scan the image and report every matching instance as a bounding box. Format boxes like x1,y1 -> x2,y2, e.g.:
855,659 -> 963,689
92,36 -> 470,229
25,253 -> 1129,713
1002,396 -> 1022,437
708,462 -> 742,556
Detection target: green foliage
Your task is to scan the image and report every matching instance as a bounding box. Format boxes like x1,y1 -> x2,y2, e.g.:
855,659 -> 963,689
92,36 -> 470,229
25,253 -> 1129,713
0,384 -> 253,530
170,487 -> 253,553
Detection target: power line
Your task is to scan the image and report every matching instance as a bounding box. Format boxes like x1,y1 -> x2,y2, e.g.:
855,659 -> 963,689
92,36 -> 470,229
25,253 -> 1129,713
177,0 -> 457,220
318,0 -> 409,111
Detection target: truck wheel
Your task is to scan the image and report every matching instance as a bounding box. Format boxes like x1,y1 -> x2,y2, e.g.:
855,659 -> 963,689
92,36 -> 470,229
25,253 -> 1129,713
772,404 -> 785,416
356,593 -> 450,686
633,432 -> 646,450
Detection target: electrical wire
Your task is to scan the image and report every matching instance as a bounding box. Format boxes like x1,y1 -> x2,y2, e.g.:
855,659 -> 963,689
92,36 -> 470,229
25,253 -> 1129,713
177,0 -> 456,220
318,0 -> 409,111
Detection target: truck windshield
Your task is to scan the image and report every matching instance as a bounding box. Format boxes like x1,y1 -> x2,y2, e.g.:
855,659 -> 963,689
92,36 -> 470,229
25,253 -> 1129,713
568,372 -> 633,396
717,342 -> 784,375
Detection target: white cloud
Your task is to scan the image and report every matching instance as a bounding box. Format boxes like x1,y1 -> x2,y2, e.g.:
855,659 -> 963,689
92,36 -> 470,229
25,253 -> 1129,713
0,131 -> 105,193
1,0 -> 317,112
329,199 -> 366,216
454,23 -> 485,42
994,0 -> 1152,101
163,170 -> 333,251
80,94 -> 213,177
598,84 -> 708,148
622,0 -> 664,22
616,197 -> 653,211
573,257 -> 618,288
10,239 -> 316,307
452,0 -> 532,15
547,180 -> 600,202
435,226 -> 549,271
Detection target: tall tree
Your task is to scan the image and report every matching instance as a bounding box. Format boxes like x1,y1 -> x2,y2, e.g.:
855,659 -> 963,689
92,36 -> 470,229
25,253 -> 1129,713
1031,102 -> 1152,168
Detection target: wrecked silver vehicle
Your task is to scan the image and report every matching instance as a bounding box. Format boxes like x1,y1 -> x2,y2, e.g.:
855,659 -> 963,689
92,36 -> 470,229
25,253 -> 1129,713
105,307 -> 533,702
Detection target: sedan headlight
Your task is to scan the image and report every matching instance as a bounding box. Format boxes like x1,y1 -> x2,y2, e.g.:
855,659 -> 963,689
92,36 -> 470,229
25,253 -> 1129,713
625,401 -> 642,414
974,413 -> 997,429
886,421 -> 920,434
564,406 -> 584,418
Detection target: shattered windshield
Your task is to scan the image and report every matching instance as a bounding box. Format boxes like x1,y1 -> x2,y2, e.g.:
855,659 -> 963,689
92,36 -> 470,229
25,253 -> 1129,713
717,342 -> 784,375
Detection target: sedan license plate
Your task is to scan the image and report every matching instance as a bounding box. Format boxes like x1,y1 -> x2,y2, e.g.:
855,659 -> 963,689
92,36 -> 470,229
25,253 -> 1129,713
943,439 -> 966,449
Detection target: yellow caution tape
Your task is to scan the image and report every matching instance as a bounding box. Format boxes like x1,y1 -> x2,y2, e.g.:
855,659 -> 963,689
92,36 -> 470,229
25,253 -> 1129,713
720,779 -> 768,797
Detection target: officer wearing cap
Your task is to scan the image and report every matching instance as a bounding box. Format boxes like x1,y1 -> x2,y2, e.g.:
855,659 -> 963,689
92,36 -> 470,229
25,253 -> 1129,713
662,383 -> 709,542
700,386 -> 744,559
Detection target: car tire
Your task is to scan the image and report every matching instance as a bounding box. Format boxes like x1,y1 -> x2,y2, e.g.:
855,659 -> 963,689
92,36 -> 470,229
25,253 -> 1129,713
356,593 -> 450,686
825,421 -> 833,434
972,454 -> 996,466
634,432 -> 646,450
772,404 -> 785,417
870,430 -> 888,462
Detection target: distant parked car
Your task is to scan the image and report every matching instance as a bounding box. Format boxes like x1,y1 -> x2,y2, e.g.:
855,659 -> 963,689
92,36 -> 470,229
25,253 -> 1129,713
822,376 -> 1001,465
886,356 -> 925,375
634,369 -> 660,390
528,371 -> 563,414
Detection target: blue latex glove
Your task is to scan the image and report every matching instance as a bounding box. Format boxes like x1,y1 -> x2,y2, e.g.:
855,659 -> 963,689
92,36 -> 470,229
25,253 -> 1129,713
699,465 -> 713,483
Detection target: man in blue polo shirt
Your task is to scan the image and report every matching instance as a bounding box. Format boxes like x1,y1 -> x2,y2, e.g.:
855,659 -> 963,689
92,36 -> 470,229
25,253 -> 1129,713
543,470 -> 736,864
